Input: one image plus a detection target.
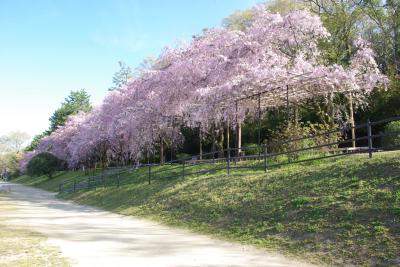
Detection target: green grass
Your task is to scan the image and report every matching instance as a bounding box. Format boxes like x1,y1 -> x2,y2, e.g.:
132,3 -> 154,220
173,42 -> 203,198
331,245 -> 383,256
0,193 -> 70,267
14,151 -> 400,266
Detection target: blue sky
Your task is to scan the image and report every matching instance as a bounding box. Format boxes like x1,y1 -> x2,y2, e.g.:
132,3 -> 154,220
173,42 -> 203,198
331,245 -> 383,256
0,0 -> 262,137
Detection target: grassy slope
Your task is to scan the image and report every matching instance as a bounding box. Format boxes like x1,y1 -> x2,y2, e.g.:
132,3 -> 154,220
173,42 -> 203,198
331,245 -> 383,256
14,151 -> 400,266
0,193 -> 70,267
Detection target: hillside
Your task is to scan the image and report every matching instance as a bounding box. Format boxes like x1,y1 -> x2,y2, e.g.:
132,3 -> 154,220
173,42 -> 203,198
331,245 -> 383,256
14,151 -> 400,266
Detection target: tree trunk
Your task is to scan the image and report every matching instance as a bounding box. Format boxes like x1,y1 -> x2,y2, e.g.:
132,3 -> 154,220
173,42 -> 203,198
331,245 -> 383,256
329,93 -> 335,126
218,127 -> 224,158
348,93 -> 356,148
294,105 -> 299,127
160,138 -> 164,164
226,120 -> 230,159
392,2 -> 400,74
199,126 -> 203,160
236,122 -> 242,157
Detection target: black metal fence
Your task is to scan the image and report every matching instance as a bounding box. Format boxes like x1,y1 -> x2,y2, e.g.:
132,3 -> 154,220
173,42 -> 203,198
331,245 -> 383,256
59,116 -> 400,194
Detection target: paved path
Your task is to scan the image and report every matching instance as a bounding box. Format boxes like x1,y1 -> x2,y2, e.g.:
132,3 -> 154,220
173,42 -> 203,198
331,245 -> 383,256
0,182 -> 315,267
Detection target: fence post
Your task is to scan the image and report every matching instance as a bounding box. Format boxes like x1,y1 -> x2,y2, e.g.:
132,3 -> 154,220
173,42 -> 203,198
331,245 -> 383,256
263,144 -> 268,172
182,161 -> 185,178
234,148 -> 237,166
227,147 -> 231,176
367,119 -> 373,158
73,180 -> 76,192
117,174 -> 120,188
148,164 -> 151,185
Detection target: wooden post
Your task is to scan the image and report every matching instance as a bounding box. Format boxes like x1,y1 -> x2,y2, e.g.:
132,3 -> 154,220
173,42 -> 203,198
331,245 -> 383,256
367,119 -> 373,158
170,118 -> 174,162
258,94 -> 261,159
199,123 -> 203,160
329,93 -> 335,125
286,85 -> 290,128
235,101 -> 242,158
148,164 -> 151,185
349,93 -> 356,148
170,143 -> 173,162
212,124 -> 216,164
227,119 -> 230,176
147,149 -> 151,185
237,124 -> 242,158
263,144 -> 268,172
160,138 -> 164,164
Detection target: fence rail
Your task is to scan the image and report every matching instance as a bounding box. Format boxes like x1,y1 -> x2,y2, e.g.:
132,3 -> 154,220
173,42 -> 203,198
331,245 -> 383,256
59,116 -> 400,194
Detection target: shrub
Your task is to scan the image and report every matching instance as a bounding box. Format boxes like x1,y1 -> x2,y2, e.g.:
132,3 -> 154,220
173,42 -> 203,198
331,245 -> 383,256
242,143 -> 261,156
270,122 -> 342,153
26,152 -> 64,178
176,153 -> 191,161
382,121 -> 400,147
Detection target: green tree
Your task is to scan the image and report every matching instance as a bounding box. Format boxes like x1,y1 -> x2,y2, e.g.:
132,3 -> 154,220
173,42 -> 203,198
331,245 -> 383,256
26,90 -> 92,151
109,61 -> 133,91
134,56 -> 157,76
382,120 -> 400,146
360,0 -> 400,73
25,133 -> 46,152
267,0 -> 306,14
223,0 -> 305,31
0,131 -> 30,153
0,152 -> 22,178
26,152 -> 64,178
222,9 -> 253,31
0,131 -> 29,177
304,0 -> 365,65
48,89 -> 92,132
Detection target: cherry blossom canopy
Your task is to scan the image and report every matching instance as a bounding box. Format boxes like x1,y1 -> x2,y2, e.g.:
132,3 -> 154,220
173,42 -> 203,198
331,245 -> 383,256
21,7 -> 388,170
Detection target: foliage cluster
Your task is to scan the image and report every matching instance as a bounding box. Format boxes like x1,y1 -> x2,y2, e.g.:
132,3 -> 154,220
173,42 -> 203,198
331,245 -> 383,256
382,121 -> 400,147
26,90 -> 92,152
0,131 -> 30,178
269,122 -> 342,154
20,0 -> 400,175
20,5 -> 386,172
26,152 -> 64,178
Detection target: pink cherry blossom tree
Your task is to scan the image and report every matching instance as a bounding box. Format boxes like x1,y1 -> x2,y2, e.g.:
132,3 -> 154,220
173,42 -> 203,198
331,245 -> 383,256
21,6 -> 388,170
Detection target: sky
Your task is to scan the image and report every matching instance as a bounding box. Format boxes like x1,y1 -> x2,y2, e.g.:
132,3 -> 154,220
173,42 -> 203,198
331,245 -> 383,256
0,0 -> 262,138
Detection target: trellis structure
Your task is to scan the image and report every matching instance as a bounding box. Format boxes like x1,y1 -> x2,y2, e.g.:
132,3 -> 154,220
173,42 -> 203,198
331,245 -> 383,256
22,8 -> 389,171
189,71 -> 366,160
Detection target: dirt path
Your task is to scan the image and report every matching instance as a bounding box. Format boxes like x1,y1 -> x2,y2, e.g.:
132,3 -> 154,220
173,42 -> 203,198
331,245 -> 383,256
0,182 -> 315,267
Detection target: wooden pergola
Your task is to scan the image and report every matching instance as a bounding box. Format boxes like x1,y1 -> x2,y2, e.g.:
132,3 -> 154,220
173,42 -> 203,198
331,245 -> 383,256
204,72 -> 362,157
163,72 -> 367,162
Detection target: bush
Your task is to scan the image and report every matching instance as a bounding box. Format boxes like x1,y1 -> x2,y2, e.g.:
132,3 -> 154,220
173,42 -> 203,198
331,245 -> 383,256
270,122 -> 341,151
382,121 -> 400,147
0,152 -> 22,179
26,152 -> 64,178
176,153 -> 191,161
242,143 -> 261,156
269,122 -> 342,161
